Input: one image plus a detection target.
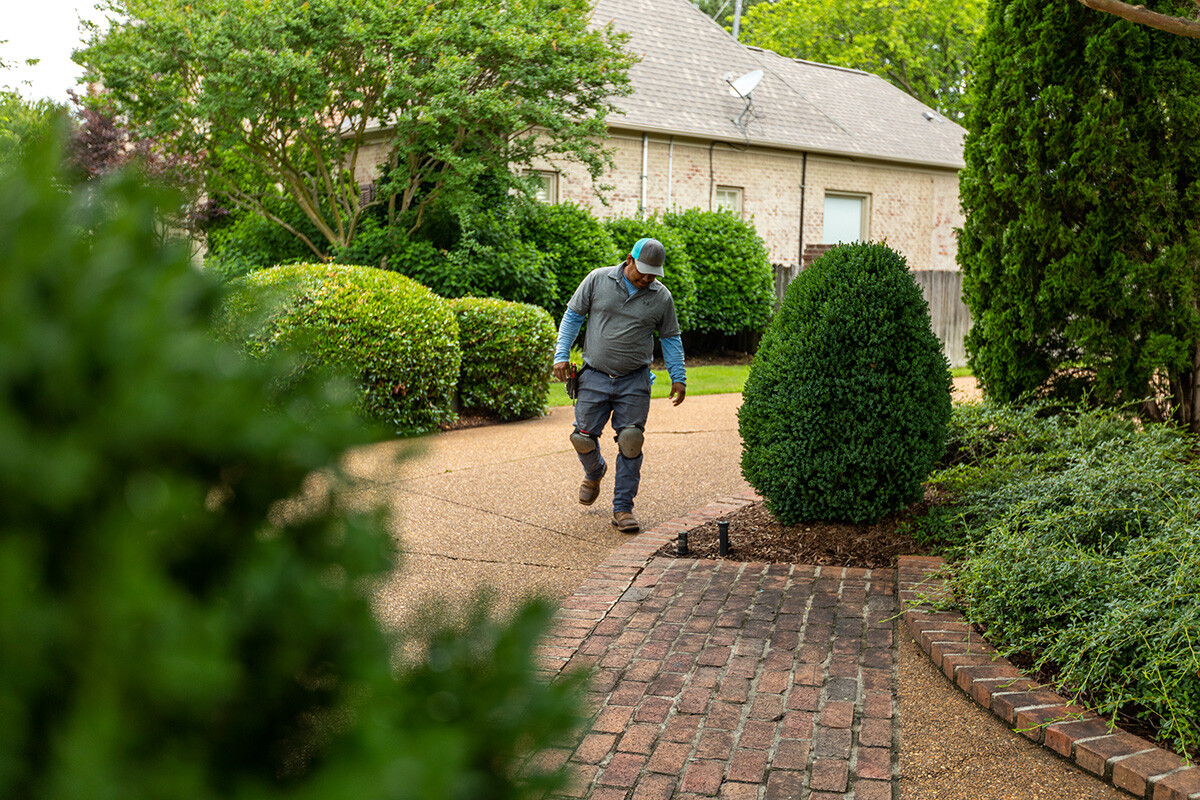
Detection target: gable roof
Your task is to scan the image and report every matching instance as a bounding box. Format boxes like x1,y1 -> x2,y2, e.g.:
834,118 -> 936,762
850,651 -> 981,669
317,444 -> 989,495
591,0 -> 965,170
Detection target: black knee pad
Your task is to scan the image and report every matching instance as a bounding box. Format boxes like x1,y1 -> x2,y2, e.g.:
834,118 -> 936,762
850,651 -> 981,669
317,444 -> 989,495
616,426 -> 644,459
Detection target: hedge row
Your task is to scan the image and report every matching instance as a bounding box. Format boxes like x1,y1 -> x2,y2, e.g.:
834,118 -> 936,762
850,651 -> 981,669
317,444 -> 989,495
211,198 -> 775,338
221,264 -> 555,434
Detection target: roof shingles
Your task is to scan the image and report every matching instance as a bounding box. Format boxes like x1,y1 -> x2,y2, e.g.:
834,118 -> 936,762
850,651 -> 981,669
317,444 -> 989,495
592,0 -> 965,169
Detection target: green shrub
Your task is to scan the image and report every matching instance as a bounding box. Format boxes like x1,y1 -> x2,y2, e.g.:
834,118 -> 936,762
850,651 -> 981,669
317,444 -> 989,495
223,263 -> 461,435
604,215 -> 699,331
739,242 -> 952,523
451,297 -> 556,421
0,139 -> 586,799
939,403 -> 1200,755
517,200 -> 620,318
335,216 -> 448,281
662,208 -> 773,336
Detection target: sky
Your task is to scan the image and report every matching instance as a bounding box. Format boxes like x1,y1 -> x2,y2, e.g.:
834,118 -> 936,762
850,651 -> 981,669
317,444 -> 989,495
2,0 -> 113,102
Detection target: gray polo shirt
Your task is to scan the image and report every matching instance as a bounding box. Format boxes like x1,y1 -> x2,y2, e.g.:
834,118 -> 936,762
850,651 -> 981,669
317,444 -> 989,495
567,264 -> 682,378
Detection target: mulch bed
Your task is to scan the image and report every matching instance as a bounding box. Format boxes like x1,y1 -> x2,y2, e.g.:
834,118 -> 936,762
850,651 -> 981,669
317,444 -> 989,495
652,490 -> 941,569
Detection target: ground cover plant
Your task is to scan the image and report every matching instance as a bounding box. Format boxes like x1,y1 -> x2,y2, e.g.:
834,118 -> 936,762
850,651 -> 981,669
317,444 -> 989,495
930,401 -> 1200,758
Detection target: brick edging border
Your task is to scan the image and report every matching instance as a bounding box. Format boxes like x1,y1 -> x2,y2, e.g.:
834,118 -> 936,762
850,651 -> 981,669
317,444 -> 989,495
536,491 -> 763,679
898,556 -> 1200,800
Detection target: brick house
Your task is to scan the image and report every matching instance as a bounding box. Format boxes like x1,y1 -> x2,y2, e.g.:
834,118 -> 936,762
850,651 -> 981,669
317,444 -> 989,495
527,0 -> 967,279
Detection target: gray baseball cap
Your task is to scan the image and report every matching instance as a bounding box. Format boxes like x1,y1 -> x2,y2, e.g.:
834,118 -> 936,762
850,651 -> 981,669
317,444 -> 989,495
630,237 -> 665,277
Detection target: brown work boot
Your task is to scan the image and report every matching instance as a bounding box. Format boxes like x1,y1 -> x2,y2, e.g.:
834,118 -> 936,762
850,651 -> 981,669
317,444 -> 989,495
578,463 -> 606,505
611,511 -> 641,534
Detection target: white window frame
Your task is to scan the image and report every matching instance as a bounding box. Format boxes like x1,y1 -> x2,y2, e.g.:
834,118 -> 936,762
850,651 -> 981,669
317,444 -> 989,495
527,170 -> 559,204
822,191 -> 871,244
715,185 -> 744,216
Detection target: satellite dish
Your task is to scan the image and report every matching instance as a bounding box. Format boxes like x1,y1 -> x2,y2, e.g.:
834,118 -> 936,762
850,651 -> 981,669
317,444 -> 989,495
727,69 -> 763,99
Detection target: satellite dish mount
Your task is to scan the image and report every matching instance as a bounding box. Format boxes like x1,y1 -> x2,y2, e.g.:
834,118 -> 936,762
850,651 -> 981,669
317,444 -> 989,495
724,69 -> 763,135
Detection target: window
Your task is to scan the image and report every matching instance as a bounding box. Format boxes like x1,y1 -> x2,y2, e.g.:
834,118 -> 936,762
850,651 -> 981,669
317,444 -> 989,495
715,186 -> 743,215
823,192 -> 870,244
527,171 -> 559,203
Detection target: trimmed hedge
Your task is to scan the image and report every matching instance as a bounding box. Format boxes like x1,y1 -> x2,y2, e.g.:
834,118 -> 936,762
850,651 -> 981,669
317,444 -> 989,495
451,298 -> 556,420
223,263 -> 461,435
739,242 -> 952,523
663,208 -> 774,336
604,215 -> 699,332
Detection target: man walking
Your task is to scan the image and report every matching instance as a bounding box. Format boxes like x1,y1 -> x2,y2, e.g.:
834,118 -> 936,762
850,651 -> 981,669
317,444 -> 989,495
552,237 -> 687,533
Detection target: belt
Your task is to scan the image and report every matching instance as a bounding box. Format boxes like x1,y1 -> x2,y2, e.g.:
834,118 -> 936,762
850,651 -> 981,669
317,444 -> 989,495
582,364 -> 644,380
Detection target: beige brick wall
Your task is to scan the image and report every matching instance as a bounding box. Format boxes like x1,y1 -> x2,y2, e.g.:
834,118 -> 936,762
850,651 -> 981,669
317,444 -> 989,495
543,132 -> 962,271
358,130 -> 963,271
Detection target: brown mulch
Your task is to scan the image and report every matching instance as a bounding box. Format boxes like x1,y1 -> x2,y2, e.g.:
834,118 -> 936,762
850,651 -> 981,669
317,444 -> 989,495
653,488 -> 943,569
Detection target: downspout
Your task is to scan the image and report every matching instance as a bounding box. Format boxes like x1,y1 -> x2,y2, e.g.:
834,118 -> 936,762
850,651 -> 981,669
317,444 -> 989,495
667,136 -> 674,209
797,152 -> 808,268
640,133 -> 648,218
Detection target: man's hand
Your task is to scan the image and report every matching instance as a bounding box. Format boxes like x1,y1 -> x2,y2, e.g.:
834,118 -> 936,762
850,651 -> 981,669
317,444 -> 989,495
553,361 -> 570,382
669,382 -> 686,406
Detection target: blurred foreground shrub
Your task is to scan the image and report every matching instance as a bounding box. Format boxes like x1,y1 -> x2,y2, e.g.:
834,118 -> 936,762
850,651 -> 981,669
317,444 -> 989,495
222,263 -> 461,436
450,297 -> 556,421
0,140 -> 586,799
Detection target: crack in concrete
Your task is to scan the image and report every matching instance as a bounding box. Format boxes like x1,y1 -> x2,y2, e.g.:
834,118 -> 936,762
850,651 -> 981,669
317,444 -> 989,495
400,550 -> 593,571
393,487 -> 608,546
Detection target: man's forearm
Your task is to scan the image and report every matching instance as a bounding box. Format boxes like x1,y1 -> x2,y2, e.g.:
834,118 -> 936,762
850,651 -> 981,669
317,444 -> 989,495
661,335 -> 686,384
555,308 -> 585,363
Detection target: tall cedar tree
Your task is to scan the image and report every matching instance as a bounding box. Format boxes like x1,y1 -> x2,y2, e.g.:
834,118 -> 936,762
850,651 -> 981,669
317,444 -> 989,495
959,0 -> 1200,428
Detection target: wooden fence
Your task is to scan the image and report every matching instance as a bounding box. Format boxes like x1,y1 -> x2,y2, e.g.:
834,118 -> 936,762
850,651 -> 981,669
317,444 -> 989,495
772,264 -> 972,368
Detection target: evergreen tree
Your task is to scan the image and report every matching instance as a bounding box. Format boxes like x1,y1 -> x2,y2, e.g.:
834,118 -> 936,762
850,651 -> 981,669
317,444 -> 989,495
959,0 -> 1200,427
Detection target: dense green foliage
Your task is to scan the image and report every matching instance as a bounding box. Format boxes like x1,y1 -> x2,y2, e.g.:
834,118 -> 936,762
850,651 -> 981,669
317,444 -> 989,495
932,402 -> 1200,756
958,0 -> 1200,426
742,0 -> 983,119
334,215 -> 446,281
206,202 -> 327,279
663,208 -> 774,337
603,215 -> 699,332
450,298 -> 556,421
78,0 -> 635,257
517,200 -> 621,319
223,263 -> 461,435
739,243 -> 951,523
0,140 -> 585,799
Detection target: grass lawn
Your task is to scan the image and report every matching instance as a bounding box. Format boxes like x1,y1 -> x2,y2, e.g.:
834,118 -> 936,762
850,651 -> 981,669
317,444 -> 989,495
546,363 -> 972,407
545,364 -> 751,407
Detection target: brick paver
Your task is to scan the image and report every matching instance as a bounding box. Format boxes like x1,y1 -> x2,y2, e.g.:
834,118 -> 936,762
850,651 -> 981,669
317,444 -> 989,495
555,551 -> 898,799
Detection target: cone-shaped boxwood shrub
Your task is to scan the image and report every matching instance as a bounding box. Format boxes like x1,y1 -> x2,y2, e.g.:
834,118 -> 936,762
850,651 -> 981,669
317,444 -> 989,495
0,140 -> 587,799
662,208 -> 774,336
739,242 -> 952,523
604,215 -> 699,331
223,263 -> 461,436
451,297 -> 556,420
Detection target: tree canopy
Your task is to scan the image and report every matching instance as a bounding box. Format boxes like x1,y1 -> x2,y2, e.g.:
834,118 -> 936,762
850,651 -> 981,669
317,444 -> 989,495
959,0 -> 1200,428
740,0 -> 984,119
77,0 -> 635,260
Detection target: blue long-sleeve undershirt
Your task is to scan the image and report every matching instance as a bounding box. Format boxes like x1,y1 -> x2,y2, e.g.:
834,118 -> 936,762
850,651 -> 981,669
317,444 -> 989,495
555,307 -> 687,385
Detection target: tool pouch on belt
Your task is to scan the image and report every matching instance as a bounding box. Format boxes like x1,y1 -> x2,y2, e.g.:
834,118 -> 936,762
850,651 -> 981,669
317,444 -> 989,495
565,363 -> 580,401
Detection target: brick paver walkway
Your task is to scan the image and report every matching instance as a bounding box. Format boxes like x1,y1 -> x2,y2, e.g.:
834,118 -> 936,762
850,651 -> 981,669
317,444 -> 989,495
548,553 -> 899,800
